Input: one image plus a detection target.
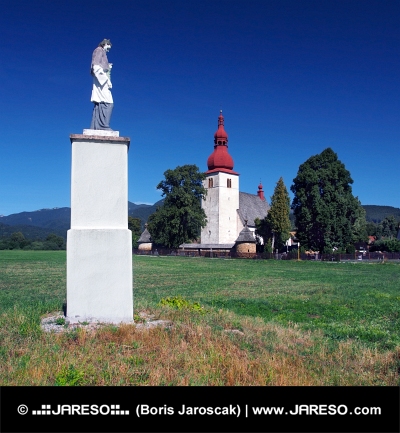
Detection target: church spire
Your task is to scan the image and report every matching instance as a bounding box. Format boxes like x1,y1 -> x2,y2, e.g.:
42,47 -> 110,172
257,182 -> 265,201
206,111 -> 238,174
214,110 -> 228,146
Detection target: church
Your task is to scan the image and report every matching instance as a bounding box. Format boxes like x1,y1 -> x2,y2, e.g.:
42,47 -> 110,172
180,111 -> 269,254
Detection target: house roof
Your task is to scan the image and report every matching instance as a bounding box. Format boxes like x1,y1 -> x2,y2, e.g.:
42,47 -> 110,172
237,192 -> 269,227
138,225 -> 152,243
235,222 -> 256,243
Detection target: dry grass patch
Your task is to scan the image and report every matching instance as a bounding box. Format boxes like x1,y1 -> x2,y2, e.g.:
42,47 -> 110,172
1,308 -> 398,386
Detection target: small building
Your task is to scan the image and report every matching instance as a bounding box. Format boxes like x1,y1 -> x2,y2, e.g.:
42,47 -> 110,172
137,223 -> 152,251
235,220 -> 257,256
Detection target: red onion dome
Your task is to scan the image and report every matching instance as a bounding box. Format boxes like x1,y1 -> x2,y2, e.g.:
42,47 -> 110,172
206,110 -> 238,174
207,145 -> 234,171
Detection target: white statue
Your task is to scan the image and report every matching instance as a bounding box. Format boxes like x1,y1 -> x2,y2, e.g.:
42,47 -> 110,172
90,39 -> 113,130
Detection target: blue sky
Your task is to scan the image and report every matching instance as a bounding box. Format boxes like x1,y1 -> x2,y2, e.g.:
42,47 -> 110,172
1,0 -> 399,216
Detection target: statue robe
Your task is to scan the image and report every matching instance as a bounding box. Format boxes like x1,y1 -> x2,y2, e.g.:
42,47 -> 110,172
90,47 -> 113,129
91,47 -> 113,104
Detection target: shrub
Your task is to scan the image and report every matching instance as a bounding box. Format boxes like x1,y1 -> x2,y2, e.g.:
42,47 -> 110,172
159,296 -> 205,313
55,365 -> 85,386
370,239 -> 400,252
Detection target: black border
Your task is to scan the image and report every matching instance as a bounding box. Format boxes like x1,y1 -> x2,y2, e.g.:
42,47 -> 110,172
0,386 -> 398,433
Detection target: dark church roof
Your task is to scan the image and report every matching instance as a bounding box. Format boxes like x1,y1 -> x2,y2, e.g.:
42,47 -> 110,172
138,225 -> 152,243
237,192 -> 269,228
235,221 -> 256,243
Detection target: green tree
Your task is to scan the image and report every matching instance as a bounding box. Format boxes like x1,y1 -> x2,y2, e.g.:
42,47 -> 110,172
46,233 -> 65,249
148,165 -> 207,248
365,221 -> 378,237
255,217 -> 272,251
375,223 -> 383,239
381,215 -> 398,239
10,232 -> 26,249
11,232 -> 25,243
291,148 -> 364,253
128,216 -> 142,248
352,204 -> 368,244
370,238 -> 400,252
255,177 -> 291,251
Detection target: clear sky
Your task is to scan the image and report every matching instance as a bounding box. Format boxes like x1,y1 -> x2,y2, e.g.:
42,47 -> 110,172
1,0 -> 399,216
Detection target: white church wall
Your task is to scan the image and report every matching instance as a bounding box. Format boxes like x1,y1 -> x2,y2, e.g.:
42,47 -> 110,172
201,171 -> 239,244
218,172 -> 239,244
201,174 -> 220,244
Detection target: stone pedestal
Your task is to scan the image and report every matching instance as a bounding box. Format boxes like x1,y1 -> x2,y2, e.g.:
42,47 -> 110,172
66,131 -> 133,323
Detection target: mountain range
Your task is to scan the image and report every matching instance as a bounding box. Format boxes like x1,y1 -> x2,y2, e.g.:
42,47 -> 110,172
0,201 -> 164,240
0,203 -> 398,240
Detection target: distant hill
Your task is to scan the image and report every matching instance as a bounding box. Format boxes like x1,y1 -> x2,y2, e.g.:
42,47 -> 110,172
0,201 -> 164,240
128,200 -> 164,225
362,205 -> 400,223
281,206 -> 400,228
0,207 -> 71,232
0,222 -> 66,240
1,201 -> 396,241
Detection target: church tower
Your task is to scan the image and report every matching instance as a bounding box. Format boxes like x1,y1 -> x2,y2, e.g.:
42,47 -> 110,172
201,111 -> 240,245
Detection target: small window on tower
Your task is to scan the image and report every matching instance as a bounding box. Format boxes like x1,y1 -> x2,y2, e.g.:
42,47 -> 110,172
208,178 -> 213,188
227,178 -> 232,188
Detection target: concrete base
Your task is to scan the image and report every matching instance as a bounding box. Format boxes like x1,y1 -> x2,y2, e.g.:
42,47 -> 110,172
69,136 -> 129,228
83,129 -> 119,137
67,133 -> 133,324
66,228 -> 133,323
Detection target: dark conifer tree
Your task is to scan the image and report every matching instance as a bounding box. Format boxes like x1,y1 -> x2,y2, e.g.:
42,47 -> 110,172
291,148 -> 365,253
256,177 -> 291,251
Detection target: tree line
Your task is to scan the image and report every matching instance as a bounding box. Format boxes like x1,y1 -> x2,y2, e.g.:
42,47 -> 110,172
144,149 -> 399,253
0,217 -> 144,251
0,232 -> 66,250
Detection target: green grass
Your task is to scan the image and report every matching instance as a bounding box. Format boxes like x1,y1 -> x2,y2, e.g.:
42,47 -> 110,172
0,250 -> 399,385
134,255 -> 400,350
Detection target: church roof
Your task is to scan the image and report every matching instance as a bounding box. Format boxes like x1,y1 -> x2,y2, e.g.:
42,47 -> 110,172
235,221 -> 256,243
238,192 -> 269,228
138,225 -> 152,243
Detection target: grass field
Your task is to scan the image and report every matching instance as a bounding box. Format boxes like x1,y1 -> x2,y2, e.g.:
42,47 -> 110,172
0,250 -> 399,385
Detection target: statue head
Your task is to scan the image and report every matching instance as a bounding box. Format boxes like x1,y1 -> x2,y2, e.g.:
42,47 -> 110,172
98,39 -> 112,52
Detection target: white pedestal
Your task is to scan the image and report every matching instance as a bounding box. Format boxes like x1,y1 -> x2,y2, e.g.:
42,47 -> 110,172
66,133 -> 133,323
83,129 -> 120,137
